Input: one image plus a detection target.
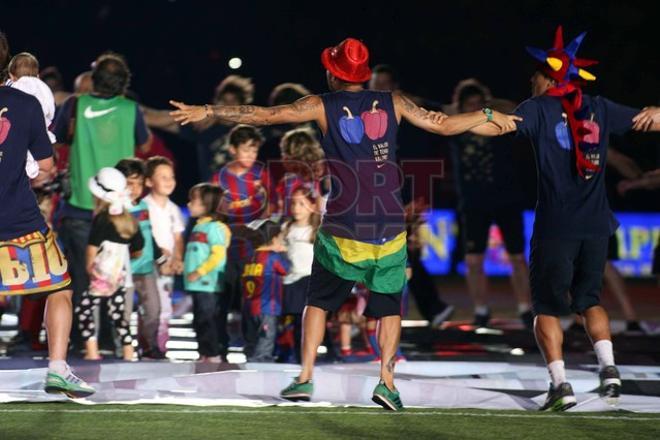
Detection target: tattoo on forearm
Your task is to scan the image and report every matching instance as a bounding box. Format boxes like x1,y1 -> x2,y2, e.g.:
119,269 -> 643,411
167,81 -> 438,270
238,105 -> 256,115
292,95 -> 320,113
212,95 -> 319,125
213,105 -> 259,123
398,93 -> 430,120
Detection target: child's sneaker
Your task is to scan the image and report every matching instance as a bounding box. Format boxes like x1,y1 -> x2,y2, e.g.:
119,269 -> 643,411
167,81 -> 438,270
372,380 -> 404,411
140,348 -> 168,360
280,377 -> 313,402
431,304 -> 455,328
340,347 -> 353,357
44,371 -> 96,398
473,311 -> 491,328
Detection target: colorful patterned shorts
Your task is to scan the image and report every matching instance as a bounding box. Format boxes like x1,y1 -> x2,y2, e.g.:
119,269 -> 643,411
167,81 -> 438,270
0,228 -> 71,296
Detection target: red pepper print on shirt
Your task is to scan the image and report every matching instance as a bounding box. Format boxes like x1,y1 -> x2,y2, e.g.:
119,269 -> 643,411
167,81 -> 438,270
338,101 -> 391,165
0,108 -> 11,145
361,100 -> 388,140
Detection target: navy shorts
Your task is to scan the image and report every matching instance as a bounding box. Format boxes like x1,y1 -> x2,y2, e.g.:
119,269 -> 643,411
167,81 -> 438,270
529,236 -> 608,316
282,276 -> 310,315
307,259 -> 402,318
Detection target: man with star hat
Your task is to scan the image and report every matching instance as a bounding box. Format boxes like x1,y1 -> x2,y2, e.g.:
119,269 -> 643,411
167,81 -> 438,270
462,26 -> 660,411
169,37 -> 520,410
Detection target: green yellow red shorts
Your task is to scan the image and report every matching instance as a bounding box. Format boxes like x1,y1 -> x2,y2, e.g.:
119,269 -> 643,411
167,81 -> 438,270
313,228 -> 407,293
0,228 -> 71,296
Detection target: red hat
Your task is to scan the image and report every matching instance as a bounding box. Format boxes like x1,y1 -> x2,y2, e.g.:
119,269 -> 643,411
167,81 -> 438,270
321,38 -> 372,83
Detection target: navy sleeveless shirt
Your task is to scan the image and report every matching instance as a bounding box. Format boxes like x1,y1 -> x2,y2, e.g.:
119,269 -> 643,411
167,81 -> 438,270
319,90 -> 404,242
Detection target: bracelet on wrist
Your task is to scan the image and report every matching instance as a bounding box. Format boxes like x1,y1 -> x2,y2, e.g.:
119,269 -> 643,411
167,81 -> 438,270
482,107 -> 493,122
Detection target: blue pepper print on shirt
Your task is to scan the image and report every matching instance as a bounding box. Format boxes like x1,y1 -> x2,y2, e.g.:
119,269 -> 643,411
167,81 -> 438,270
554,112 -> 571,150
339,106 -> 364,144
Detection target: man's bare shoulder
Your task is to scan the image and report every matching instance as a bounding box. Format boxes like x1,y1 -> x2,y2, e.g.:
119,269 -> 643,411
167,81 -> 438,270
291,94 -> 323,112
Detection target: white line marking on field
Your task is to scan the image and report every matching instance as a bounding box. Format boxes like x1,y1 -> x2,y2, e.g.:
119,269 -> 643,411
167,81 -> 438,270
0,408 -> 657,421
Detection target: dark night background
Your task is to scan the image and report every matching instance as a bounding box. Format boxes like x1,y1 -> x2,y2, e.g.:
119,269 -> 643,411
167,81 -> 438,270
2,0 -> 659,208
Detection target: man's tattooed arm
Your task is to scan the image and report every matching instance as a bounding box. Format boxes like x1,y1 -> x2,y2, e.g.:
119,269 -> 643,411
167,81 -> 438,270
393,90 -> 499,136
211,95 -> 323,126
169,95 -> 325,129
396,92 -> 432,121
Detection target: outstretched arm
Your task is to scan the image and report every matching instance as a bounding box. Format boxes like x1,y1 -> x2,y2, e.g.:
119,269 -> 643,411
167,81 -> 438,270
618,169 -> 660,195
393,91 -> 520,136
142,105 -> 181,134
169,95 -> 326,131
469,122 -> 517,137
632,107 -> 660,132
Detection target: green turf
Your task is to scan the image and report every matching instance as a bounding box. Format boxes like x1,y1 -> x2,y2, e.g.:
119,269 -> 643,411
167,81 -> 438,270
0,403 -> 659,440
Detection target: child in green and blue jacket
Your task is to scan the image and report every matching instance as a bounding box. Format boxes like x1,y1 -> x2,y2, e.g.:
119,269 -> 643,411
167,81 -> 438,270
184,183 -> 231,362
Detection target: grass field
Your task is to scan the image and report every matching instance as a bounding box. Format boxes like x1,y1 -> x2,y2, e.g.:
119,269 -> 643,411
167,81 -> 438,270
1,404 -> 659,440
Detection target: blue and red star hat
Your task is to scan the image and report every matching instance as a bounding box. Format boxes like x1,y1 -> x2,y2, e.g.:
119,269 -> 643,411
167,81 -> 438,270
526,26 -> 598,84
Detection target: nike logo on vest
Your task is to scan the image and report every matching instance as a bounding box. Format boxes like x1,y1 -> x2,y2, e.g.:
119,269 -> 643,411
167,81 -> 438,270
83,106 -> 117,119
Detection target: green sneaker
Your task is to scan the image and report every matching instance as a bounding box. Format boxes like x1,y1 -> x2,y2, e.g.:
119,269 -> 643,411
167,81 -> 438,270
280,377 -> 313,402
372,380 -> 404,411
44,371 -> 96,399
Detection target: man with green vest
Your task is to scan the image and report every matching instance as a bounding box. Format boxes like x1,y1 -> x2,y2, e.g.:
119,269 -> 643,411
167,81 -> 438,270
53,52 -> 149,335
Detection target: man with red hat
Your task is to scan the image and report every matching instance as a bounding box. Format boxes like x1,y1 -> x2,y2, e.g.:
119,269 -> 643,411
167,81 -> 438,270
464,26 -> 660,411
170,37 -> 519,410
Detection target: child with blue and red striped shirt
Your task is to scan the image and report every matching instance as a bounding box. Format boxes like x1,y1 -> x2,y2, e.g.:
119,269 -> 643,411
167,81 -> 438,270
211,125 -> 273,227
240,219 -> 290,362
211,125 -> 274,359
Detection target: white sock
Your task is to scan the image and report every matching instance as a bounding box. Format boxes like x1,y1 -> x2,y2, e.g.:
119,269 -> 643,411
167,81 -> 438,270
593,340 -> 615,369
548,360 -> 566,387
48,360 -> 69,375
474,305 -> 489,316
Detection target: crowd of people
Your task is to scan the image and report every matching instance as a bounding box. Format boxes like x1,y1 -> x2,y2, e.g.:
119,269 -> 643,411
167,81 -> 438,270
1,28 -> 659,411
0,39 -> 496,366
